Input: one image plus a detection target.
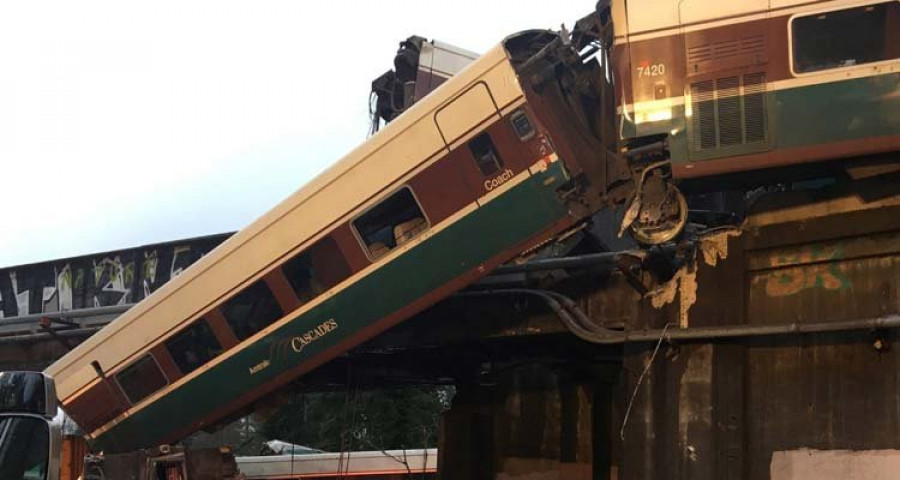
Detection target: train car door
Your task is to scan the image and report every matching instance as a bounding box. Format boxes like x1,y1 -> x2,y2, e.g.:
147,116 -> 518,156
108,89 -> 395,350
621,0 -> 686,145
434,81 -> 536,203
433,82 -> 505,201
395,82 -> 495,232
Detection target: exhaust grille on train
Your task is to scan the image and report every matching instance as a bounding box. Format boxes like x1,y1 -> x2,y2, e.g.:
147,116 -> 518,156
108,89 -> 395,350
689,72 -> 768,157
686,35 -> 766,74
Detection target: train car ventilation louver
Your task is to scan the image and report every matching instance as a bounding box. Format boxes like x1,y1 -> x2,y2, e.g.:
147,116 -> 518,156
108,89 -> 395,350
689,72 -> 768,153
686,35 -> 766,73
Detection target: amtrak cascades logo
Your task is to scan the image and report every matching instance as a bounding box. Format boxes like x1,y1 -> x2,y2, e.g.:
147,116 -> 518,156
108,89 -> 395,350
291,319 -> 339,353
263,318 -> 340,370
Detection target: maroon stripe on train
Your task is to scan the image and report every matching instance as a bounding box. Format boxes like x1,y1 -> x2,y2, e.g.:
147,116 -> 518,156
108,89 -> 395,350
613,13 -> 797,108
264,270 -> 302,315
673,135 -> 900,179
150,344 -> 183,384
206,309 -> 240,350
64,378 -> 128,434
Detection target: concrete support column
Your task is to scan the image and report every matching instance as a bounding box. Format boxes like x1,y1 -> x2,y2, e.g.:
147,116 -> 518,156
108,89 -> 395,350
439,383 -> 495,480
440,364 -> 609,479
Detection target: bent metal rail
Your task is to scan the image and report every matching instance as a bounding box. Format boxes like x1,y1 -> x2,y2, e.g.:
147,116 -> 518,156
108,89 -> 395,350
237,449 -> 437,479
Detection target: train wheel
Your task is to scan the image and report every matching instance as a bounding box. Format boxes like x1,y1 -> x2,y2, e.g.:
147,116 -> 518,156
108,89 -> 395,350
629,171 -> 688,245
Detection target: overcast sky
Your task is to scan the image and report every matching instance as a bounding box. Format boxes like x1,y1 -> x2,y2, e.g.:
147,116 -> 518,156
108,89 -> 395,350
0,1 -> 592,268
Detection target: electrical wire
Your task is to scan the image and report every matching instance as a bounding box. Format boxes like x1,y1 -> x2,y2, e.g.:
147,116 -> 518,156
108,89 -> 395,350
619,323 -> 672,441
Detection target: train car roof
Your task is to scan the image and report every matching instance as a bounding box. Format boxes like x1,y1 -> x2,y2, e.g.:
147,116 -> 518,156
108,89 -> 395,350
614,0 -> 858,40
45,40 -> 523,403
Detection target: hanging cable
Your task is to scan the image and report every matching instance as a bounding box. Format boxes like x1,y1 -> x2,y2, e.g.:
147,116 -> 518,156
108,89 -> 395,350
620,323 -> 672,440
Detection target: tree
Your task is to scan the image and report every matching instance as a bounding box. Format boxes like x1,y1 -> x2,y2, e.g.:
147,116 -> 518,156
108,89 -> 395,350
261,386 -> 452,452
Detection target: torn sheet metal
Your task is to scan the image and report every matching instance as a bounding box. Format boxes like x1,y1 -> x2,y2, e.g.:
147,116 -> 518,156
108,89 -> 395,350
646,265 -> 697,328
697,228 -> 741,267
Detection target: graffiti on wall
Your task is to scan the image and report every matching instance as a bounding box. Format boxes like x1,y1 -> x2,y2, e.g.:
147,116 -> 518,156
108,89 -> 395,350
0,234 -> 231,318
764,245 -> 852,297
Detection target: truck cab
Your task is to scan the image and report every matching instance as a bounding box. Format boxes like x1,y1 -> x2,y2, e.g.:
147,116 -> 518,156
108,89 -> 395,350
0,372 -> 238,480
0,372 -> 62,480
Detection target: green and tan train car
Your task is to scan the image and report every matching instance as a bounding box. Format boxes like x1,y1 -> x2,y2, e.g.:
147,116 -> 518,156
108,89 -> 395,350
613,0 -> 900,178
44,29 -> 615,452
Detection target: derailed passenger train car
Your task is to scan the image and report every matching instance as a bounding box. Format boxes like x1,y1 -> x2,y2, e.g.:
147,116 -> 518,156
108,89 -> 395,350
45,24 -> 621,452
611,0 -> 900,241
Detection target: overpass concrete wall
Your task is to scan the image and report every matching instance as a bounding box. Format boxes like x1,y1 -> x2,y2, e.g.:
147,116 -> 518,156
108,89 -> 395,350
0,233 -> 230,319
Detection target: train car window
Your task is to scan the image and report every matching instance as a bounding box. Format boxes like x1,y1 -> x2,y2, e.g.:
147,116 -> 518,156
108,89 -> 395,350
352,187 -> 428,260
510,110 -> 535,141
165,319 -> 224,375
282,236 -> 351,304
115,354 -> 168,405
792,2 -> 899,74
282,251 -> 319,303
222,280 -> 284,341
468,133 -> 504,176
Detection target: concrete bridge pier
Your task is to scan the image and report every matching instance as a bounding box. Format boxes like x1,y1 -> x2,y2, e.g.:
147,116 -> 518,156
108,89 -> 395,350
440,363 -> 617,480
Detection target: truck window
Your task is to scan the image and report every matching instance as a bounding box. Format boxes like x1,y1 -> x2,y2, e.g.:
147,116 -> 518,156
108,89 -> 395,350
165,320 -> 224,375
0,416 -> 49,480
222,280 -> 284,341
0,372 -> 47,415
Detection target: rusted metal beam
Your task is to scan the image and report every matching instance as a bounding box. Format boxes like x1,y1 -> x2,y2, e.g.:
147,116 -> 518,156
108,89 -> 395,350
0,304 -> 133,327
38,317 -> 76,351
0,326 -> 104,345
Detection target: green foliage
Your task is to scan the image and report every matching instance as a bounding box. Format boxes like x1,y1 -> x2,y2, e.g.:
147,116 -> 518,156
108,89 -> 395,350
261,386 -> 452,452
184,416 -> 269,456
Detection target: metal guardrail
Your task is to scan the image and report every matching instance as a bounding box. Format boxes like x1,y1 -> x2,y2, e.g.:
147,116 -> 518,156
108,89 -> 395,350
237,449 -> 438,479
0,304 -> 134,339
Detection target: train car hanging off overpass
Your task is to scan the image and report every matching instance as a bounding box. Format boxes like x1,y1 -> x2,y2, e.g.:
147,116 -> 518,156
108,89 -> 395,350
45,20 -> 622,453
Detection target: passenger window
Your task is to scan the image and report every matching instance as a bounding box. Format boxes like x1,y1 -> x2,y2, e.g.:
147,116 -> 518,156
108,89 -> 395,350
116,354 -> 168,405
222,280 -> 284,341
792,2 -> 899,74
165,320 -> 223,375
282,236 -> 351,303
352,187 -> 428,260
468,133 -> 504,176
282,251 -> 319,303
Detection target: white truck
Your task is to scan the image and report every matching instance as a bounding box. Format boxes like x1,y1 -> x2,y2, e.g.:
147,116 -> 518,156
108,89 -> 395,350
0,372 -> 237,480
